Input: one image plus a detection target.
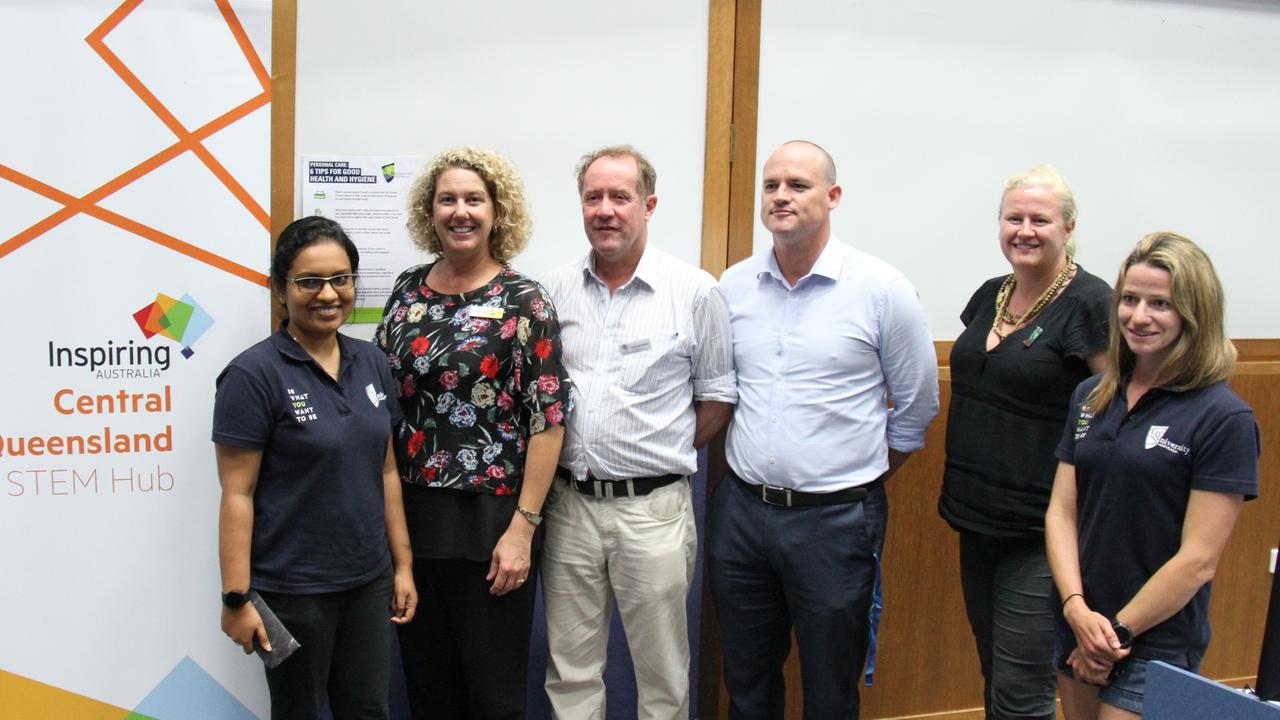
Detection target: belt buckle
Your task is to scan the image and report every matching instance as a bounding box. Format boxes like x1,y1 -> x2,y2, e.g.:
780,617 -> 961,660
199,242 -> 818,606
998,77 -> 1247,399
572,478 -> 604,498
760,484 -> 792,507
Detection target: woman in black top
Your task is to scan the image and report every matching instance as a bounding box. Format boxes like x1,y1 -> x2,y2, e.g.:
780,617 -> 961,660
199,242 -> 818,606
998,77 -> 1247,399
939,166 -> 1110,719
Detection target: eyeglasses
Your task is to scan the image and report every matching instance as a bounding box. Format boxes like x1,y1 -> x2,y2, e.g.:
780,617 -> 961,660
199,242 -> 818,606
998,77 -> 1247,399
287,273 -> 357,293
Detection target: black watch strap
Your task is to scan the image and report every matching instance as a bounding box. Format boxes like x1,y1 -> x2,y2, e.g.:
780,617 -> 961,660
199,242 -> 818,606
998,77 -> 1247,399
1111,619 -> 1134,649
222,590 -> 250,610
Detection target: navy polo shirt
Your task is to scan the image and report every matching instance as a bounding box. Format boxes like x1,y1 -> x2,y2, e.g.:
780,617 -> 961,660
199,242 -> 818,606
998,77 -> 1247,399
1056,375 -> 1259,662
213,328 -> 403,594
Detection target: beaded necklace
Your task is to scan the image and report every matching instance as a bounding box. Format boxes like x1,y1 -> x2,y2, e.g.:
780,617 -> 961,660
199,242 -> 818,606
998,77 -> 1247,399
991,257 -> 1077,341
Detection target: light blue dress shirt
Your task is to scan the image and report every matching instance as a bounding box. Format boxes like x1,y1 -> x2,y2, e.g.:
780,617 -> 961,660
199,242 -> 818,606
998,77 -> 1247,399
721,236 -> 940,492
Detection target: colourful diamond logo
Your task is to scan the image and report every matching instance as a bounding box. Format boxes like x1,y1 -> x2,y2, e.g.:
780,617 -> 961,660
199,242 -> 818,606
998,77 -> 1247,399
133,293 -> 214,358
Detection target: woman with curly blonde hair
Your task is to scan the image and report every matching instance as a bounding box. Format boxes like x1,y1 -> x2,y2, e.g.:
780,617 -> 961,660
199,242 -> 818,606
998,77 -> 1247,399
405,147 -> 534,263
378,147 -> 573,718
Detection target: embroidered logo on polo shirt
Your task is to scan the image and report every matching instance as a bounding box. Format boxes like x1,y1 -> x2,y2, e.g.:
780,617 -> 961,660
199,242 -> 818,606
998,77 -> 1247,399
366,383 -> 386,408
288,389 -> 317,423
1145,425 -> 1190,455
1144,425 -> 1167,448
1074,409 -> 1095,440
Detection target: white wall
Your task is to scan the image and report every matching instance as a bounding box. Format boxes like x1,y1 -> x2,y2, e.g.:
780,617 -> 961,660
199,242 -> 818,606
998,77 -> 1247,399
756,0 -> 1280,338
295,1 -> 711,316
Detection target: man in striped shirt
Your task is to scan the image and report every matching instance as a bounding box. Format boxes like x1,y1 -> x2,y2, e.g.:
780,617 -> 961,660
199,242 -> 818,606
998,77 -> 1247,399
540,145 -> 737,720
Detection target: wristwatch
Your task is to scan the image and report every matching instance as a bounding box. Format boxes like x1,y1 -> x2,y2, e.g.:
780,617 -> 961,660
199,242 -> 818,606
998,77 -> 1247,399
222,590 -> 250,610
516,505 -> 543,527
1111,619 -> 1134,649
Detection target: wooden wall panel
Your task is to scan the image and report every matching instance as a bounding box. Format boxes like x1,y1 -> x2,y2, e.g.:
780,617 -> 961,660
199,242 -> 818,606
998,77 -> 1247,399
700,0 -> 736,281
1202,363 -> 1280,683
268,0 -> 295,329
697,5 -> 763,716
859,377 -> 985,717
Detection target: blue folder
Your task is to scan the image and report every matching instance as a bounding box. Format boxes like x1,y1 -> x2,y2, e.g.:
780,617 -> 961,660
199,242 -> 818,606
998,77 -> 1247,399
1144,661 -> 1280,719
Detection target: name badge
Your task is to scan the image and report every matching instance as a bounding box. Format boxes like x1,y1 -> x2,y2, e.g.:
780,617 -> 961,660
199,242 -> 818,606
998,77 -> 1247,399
471,306 -> 504,319
620,338 -> 652,355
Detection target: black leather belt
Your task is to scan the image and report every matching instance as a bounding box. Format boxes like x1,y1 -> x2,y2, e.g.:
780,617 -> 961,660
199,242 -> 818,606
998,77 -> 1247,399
732,471 -> 883,508
556,466 -> 682,498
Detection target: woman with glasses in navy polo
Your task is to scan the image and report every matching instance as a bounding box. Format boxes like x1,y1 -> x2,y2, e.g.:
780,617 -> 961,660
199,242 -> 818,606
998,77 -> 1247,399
377,147 -> 573,718
213,216 -> 417,719
1047,232 -> 1260,718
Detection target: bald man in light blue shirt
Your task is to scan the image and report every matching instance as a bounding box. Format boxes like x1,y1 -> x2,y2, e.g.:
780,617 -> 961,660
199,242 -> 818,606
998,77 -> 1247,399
709,140 -> 940,719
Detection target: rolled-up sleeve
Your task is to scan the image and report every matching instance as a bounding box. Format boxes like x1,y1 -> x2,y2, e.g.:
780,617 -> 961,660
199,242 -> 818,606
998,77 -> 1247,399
879,276 -> 940,452
691,284 -> 737,404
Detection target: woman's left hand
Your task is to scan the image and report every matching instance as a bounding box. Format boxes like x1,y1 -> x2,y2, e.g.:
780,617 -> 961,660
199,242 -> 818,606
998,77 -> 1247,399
390,566 -> 417,624
1067,647 -> 1114,686
487,521 -> 534,596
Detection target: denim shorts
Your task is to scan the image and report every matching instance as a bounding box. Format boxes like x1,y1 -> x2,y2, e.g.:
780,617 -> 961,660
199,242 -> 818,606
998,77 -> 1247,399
1054,622 -> 1204,715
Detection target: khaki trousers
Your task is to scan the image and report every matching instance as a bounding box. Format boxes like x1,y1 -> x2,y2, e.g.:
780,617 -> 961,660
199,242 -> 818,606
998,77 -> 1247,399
542,476 -> 698,720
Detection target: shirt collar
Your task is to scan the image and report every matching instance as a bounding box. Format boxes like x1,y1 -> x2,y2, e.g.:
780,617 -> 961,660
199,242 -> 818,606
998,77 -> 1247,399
1113,376 -> 1183,415
582,243 -> 656,293
759,235 -> 844,286
270,320 -> 356,363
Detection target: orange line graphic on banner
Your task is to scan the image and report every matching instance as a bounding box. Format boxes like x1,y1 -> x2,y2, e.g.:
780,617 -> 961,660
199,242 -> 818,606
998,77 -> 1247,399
218,0 -> 271,92
0,0 -> 271,287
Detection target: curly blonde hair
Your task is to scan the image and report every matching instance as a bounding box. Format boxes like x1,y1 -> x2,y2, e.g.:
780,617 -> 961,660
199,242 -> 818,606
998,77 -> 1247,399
406,147 -> 533,263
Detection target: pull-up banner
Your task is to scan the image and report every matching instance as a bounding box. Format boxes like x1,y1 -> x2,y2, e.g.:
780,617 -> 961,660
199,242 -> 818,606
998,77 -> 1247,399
0,1 -> 273,717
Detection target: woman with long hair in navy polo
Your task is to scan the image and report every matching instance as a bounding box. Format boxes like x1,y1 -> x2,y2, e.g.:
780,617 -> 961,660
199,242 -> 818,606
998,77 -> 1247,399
1047,232 -> 1260,718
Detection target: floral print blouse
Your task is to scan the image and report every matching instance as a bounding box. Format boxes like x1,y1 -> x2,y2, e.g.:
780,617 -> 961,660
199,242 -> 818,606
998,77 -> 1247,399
376,263 -> 574,495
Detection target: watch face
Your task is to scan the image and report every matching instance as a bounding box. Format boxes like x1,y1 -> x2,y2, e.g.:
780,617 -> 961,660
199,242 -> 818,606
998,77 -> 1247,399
1112,621 -> 1134,648
223,591 -> 248,610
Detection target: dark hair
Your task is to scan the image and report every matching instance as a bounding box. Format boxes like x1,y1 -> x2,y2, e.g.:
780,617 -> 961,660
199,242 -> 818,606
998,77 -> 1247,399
269,216 -> 359,292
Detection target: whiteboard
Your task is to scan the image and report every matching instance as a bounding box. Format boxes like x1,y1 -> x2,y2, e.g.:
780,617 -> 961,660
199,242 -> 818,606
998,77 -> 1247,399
755,0 -> 1280,338
295,0 -> 711,339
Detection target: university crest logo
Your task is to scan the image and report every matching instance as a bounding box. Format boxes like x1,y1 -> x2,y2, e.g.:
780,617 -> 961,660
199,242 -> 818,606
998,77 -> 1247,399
1144,425 -> 1168,450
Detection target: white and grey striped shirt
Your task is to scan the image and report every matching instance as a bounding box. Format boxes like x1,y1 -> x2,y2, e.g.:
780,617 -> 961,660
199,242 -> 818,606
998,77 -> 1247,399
542,244 -> 737,480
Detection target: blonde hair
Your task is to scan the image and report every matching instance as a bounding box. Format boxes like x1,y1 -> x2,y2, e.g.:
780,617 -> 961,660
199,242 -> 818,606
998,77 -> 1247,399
576,145 -> 657,198
1000,164 -> 1078,256
406,147 -> 532,263
1085,231 -> 1236,413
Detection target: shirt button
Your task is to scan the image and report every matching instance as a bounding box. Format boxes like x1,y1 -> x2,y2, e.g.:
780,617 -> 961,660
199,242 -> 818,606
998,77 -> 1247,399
768,457 -> 776,464
771,415 -> 777,423
774,373 -> 782,380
